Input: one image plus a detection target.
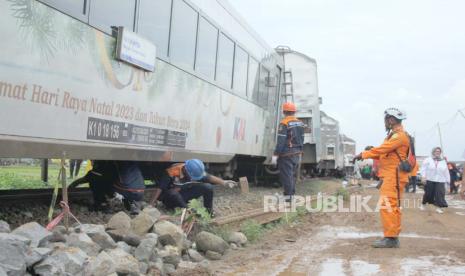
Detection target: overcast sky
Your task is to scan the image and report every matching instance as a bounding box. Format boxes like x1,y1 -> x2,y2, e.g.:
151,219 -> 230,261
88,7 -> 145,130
230,0 -> 465,161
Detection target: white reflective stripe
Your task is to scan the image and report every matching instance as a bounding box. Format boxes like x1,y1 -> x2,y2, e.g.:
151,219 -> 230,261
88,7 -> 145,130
277,134 -> 286,136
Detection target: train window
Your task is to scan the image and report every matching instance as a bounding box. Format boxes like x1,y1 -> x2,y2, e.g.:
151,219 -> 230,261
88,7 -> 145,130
248,58 -> 259,102
216,33 -> 234,88
38,0 -> 88,22
258,65 -> 270,107
89,0 -> 136,34
327,147 -> 335,155
233,46 -> 248,97
138,0 -> 172,58
169,0 -> 198,69
195,17 -> 218,79
300,118 -> 313,133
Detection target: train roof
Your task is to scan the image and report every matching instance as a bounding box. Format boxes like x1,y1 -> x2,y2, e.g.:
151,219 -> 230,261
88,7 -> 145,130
275,46 -> 317,64
320,111 -> 339,126
340,134 -> 356,144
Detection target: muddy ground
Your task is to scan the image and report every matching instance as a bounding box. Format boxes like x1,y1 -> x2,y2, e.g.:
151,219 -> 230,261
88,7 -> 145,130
211,184 -> 465,276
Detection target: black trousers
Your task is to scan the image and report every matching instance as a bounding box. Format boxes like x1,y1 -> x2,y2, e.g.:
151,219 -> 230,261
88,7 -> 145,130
450,180 -> 458,194
405,176 -> 417,192
278,155 -> 300,196
422,181 -> 448,207
69,159 -> 82,177
72,171 -> 114,205
161,183 -> 214,211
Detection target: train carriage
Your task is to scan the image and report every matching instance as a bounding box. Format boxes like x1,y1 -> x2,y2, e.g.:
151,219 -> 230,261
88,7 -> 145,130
0,0 -> 285,177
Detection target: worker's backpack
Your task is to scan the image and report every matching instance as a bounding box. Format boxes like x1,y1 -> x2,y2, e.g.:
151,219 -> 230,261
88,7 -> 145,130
395,133 -> 416,173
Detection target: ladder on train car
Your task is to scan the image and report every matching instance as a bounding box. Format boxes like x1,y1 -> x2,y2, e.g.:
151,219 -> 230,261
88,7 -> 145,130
275,46 -> 296,104
283,70 -> 295,103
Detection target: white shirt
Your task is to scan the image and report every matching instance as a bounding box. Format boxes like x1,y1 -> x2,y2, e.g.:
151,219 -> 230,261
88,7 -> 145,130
420,157 -> 450,183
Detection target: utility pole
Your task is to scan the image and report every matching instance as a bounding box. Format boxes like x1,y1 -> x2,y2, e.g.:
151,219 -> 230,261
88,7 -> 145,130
437,122 -> 444,153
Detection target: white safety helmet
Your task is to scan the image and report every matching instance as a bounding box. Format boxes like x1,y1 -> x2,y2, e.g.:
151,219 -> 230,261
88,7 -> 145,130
384,107 -> 407,120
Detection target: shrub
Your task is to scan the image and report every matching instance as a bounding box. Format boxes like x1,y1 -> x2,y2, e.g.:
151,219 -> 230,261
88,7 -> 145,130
240,219 -> 264,242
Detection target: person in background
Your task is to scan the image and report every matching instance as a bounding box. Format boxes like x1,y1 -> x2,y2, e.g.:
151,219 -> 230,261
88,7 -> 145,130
372,159 -> 380,180
448,162 -> 460,194
149,159 -> 236,216
69,159 -> 82,179
362,164 -> 372,179
271,102 -> 305,201
405,162 -> 419,193
420,147 -> 449,213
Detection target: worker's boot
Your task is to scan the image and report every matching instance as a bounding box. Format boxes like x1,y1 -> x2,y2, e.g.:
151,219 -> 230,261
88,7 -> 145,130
372,237 -> 399,248
123,199 -> 141,215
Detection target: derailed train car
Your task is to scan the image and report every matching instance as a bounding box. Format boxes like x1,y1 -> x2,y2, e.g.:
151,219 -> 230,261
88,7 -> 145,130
318,111 -> 356,176
275,47 -> 322,176
0,0 -> 285,179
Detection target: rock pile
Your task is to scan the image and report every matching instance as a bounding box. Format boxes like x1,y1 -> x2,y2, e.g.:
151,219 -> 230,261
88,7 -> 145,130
0,206 -> 248,276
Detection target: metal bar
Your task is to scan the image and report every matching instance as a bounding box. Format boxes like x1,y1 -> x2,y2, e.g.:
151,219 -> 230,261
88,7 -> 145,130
40,159 -> 48,183
60,153 -> 69,229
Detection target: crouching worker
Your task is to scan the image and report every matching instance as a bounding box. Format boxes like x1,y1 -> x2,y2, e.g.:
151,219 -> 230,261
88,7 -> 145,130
70,161 -> 146,215
150,159 -> 236,216
113,161 -> 146,215
69,160 -> 117,213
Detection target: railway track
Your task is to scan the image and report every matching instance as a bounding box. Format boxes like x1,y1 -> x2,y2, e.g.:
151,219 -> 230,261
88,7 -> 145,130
0,185 -> 157,205
211,185 -> 361,231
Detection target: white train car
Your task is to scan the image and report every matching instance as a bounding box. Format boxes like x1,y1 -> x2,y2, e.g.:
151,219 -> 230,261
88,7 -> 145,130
318,111 -> 343,172
0,0 -> 284,176
275,47 -> 322,174
340,134 -> 356,174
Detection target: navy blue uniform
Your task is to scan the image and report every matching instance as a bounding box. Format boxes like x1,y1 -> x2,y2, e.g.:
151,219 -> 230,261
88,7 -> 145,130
274,116 -> 305,196
156,163 -> 214,212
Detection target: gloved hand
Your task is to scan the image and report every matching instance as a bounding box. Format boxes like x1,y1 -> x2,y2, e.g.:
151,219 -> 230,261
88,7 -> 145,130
271,155 -> 278,166
352,153 -> 362,163
224,180 -> 237,188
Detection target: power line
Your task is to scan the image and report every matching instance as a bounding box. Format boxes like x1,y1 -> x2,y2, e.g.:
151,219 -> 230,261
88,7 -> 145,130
414,109 -> 465,135
459,109 -> 465,119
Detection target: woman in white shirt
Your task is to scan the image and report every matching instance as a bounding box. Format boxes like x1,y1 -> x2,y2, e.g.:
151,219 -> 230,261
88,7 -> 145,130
420,147 -> 450,213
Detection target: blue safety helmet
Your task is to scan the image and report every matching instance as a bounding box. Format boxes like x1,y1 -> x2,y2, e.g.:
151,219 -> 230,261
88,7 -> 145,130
184,159 -> 206,181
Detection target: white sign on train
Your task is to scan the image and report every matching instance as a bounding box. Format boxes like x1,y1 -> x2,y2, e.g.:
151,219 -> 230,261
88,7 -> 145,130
116,27 -> 157,72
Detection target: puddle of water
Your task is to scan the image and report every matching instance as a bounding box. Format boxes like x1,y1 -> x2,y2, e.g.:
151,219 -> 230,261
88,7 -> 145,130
401,256 -> 465,275
350,260 -> 380,275
447,198 -> 465,210
319,258 -> 345,275
318,225 -> 453,240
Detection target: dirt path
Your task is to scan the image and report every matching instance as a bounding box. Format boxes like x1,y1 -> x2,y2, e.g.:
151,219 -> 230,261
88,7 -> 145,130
210,185 -> 465,275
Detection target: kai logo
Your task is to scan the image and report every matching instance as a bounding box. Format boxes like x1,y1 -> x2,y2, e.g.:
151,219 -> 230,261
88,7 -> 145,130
233,117 -> 246,141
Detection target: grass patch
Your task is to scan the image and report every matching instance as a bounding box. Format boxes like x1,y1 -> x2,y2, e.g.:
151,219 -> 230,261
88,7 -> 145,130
240,219 -> 264,243
0,164 -> 86,189
187,198 -> 212,225
336,187 -> 349,201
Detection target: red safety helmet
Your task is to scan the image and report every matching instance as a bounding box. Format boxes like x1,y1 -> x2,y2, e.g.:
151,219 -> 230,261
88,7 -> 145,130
282,102 -> 297,112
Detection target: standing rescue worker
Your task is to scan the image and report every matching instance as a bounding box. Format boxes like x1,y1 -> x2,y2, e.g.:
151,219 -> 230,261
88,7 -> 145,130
272,102 -> 305,200
353,108 -> 410,248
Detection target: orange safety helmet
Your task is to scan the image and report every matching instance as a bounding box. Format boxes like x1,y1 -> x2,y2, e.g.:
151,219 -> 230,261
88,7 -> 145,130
282,102 -> 297,112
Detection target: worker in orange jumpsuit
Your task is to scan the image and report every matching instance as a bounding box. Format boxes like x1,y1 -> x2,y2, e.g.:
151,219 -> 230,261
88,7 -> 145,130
354,108 -> 410,248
